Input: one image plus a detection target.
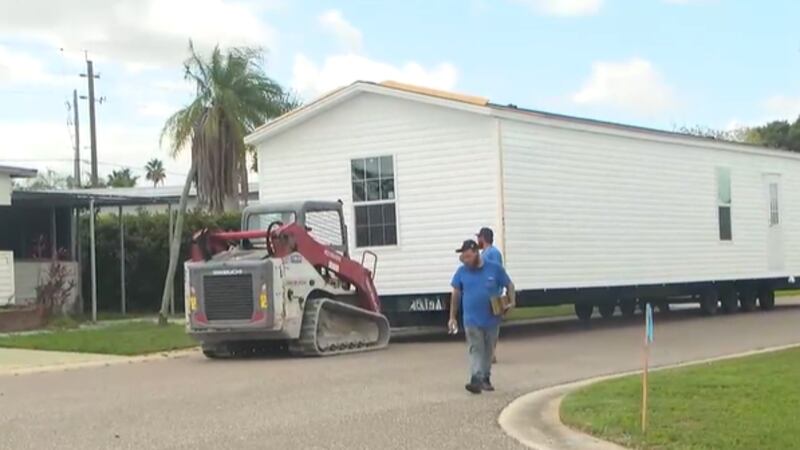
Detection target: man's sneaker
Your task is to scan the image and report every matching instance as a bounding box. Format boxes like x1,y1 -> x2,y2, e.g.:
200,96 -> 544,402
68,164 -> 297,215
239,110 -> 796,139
465,378 -> 483,394
482,377 -> 495,392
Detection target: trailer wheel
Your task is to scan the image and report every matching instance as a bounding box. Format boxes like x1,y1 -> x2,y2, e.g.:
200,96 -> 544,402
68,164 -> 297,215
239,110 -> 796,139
699,288 -> 719,316
574,303 -> 594,322
598,302 -> 616,319
619,299 -> 636,318
758,287 -> 775,311
720,286 -> 738,314
738,287 -> 756,312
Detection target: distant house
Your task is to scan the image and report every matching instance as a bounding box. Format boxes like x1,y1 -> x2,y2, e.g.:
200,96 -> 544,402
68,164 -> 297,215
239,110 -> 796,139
0,165 -> 39,306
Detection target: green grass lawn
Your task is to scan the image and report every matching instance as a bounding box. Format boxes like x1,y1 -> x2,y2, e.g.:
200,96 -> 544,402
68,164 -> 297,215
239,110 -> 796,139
0,321 -> 196,356
776,289 -> 800,298
561,347 -> 800,449
505,305 -> 574,321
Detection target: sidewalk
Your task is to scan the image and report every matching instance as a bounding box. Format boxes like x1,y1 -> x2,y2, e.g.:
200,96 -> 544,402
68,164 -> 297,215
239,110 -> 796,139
0,348 -> 126,375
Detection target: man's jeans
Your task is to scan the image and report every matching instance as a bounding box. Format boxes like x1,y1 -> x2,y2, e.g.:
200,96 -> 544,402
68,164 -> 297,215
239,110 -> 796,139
465,324 -> 499,382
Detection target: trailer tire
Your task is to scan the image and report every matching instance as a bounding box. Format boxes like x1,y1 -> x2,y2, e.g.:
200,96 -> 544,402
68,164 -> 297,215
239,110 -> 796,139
699,288 -> 719,316
720,286 -> 738,314
598,302 -> 616,319
758,287 -> 775,311
574,303 -> 594,322
738,287 -> 756,312
619,299 -> 636,318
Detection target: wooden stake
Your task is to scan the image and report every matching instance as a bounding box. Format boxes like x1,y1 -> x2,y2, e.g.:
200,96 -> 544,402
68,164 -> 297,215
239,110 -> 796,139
641,306 -> 650,434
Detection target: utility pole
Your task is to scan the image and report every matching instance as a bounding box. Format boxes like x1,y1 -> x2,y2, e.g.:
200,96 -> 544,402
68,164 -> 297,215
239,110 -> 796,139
72,89 -> 81,187
80,58 -> 100,186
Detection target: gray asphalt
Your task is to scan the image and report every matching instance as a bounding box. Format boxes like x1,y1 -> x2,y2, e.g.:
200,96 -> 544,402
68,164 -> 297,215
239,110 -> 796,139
2,304 -> 799,450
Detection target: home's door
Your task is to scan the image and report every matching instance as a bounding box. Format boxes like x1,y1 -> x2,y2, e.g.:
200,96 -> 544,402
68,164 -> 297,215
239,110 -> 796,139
764,174 -> 784,271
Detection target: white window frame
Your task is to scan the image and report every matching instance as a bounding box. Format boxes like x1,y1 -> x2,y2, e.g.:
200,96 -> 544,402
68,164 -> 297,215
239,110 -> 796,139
716,167 -> 732,241
349,155 -> 399,248
768,182 -> 780,227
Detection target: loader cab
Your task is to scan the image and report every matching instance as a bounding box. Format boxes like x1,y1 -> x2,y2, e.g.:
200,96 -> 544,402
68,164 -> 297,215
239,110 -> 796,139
242,201 -> 349,257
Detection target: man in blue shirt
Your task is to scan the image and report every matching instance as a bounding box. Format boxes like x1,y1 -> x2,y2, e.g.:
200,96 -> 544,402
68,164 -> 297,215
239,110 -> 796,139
448,239 -> 515,394
477,227 -> 503,266
476,227 -> 506,364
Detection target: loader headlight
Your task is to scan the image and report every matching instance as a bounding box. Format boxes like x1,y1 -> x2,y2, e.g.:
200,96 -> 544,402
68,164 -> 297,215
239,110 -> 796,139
259,284 -> 268,309
188,286 -> 198,312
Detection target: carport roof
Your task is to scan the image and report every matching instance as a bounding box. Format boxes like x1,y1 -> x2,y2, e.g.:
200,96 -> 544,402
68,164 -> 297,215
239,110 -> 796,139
11,189 -> 178,208
0,165 -> 37,178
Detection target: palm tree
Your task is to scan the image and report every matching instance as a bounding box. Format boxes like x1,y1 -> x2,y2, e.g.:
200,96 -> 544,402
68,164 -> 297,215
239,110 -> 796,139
145,158 -> 167,187
161,41 -> 299,213
157,41 -> 299,324
107,169 -> 138,187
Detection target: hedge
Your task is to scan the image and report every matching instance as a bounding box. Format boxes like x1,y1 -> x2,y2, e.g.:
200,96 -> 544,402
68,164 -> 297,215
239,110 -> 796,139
79,210 -> 241,313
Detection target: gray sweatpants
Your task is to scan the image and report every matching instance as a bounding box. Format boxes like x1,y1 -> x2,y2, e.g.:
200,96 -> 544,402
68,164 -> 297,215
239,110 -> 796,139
465,325 -> 499,382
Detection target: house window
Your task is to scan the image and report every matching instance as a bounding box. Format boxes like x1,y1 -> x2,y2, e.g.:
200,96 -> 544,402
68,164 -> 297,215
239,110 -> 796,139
716,167 -> 732,241
768,183 -> 780,226
351,156 -> 397,247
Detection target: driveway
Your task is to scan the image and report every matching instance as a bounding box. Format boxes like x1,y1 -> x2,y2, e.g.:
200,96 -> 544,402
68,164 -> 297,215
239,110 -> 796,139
1,304 -> 799,450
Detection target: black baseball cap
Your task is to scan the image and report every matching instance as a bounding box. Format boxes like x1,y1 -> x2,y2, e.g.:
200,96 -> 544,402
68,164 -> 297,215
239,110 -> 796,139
476,227 -> 494,241
455,239 -> 479,253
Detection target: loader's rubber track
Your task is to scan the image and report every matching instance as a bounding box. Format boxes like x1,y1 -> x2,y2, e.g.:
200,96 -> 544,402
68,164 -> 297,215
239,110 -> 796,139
289,297 -> 391,356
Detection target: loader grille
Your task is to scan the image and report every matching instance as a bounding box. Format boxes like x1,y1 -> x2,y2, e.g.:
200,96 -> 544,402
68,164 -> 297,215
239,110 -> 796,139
202,274 -> 254,321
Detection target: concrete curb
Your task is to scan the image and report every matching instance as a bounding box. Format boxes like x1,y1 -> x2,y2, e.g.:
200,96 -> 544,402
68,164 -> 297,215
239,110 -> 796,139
0,347 -> 199,377
498,342 -> 800,450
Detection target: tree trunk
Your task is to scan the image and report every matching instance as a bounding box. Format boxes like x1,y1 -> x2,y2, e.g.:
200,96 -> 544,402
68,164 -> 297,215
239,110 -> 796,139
158,159 -> 197,325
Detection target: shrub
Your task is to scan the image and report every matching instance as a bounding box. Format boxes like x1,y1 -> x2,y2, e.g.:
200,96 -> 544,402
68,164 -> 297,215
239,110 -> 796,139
79,209 -> 240,313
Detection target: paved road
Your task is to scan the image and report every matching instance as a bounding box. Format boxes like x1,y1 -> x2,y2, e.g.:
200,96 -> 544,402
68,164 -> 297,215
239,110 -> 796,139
2,304 -> 799,450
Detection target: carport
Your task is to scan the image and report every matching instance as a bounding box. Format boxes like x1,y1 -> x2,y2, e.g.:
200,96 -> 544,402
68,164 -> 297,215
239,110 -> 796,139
7,189 -> 181,321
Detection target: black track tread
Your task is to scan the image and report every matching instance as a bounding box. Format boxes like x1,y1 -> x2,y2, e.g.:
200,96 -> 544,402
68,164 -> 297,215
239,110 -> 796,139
289,297 -> 390,357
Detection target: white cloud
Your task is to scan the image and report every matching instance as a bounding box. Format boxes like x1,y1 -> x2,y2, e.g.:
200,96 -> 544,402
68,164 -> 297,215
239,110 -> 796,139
137,101 -> 177,119
0,0 -> 276,68
0,44 -> 67,85
292,53 -> 459,97
763,95 -> 800,120
152,79 -> 196,94
318,9 -> 363,52
511,0 -> 603,16
572,58 -> 676,115
0,121 -> 191,186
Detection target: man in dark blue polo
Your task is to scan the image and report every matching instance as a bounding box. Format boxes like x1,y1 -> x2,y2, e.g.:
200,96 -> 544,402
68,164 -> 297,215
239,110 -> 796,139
476,227 -> 505,363
448,239 -> 515,394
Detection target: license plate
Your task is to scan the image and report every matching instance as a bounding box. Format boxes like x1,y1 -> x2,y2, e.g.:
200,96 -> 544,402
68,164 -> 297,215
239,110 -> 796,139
409,297 -> 446,312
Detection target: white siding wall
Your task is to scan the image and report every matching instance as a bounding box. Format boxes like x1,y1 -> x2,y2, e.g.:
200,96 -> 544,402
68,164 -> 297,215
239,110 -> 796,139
257,93 -> 498,295
0,251 -> 14,305
0,174 -> 11,206
502,119 -> 800,290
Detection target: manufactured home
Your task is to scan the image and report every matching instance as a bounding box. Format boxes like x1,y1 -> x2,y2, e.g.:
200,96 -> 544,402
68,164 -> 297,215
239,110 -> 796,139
245,81 -> 799,326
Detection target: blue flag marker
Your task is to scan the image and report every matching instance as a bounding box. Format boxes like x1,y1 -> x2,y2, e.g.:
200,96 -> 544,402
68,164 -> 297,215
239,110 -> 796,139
645,303 -> 654,344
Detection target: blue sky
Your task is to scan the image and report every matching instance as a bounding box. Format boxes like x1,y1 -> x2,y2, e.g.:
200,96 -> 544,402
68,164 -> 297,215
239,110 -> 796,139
1,0 -> 799,185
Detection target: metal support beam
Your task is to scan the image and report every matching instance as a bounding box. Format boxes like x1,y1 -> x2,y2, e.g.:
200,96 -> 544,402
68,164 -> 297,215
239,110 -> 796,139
50,207 -> 57,260
74,208 -> 83,314
119,205 -> 126,316
89,199 -> 97,322
168,205 -> 175,316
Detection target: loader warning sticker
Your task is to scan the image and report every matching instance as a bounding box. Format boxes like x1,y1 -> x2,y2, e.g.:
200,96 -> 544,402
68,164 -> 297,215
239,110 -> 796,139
409,297 -> 445,312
